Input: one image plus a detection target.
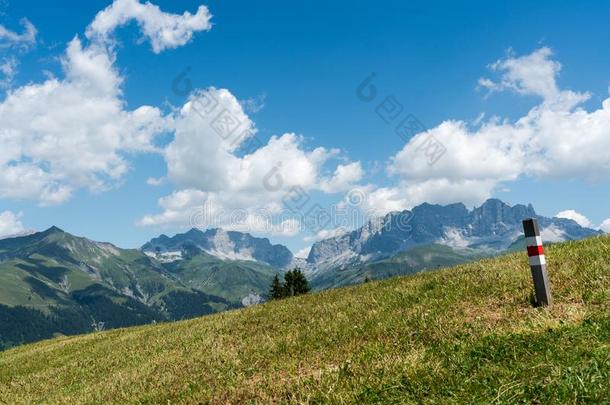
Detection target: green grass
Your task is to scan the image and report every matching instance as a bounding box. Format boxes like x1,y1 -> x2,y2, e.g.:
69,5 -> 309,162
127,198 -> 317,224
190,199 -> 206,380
1,236 -> 609,403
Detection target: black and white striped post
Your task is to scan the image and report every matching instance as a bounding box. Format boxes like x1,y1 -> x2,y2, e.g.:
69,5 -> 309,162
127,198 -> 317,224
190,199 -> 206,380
522,218 -> 552,307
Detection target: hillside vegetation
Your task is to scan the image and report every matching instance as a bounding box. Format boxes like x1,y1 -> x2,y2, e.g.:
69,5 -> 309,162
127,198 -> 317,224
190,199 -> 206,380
0,236 -> 609,403
0,227 -> 279,349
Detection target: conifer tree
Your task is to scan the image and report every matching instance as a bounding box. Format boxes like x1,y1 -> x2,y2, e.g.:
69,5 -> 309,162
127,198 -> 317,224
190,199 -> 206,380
290,268 -> 310,296
269,274 -> 285,299
283,269 -> 296,296
269,269 -> 310,300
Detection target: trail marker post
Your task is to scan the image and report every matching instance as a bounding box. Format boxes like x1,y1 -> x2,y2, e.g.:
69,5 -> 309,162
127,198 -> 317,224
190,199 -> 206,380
522,218 -> 552,307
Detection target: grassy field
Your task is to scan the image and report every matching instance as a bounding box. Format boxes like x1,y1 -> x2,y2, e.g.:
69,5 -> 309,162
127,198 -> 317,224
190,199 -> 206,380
1,236 -> 609,403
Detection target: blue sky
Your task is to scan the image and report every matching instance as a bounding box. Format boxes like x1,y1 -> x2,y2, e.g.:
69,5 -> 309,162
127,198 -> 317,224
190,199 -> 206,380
1,0 -> 610,253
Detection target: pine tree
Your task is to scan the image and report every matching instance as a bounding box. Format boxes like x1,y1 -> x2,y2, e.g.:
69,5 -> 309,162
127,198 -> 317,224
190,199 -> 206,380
269,274 -> 285,299
283,270 -> 296,296
269,269 -> 310,300
292,268 -> 310,295
284,268 -> 310,297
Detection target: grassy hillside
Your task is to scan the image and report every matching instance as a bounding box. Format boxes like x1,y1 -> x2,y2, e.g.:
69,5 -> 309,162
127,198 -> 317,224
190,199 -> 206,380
0,228 -> 232,349
1,236 -> 609,403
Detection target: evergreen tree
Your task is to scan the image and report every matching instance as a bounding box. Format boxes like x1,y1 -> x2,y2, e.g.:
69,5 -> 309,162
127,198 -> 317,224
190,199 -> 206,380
268,269 -> 310,300
283,269 -> 296,296
292,268 -> 310,295
284,268 -> 310,297
269,274 -> 285,299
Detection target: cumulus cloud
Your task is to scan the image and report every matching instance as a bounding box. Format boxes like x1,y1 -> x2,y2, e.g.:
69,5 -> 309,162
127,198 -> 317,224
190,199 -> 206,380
140,87 -> 362,231
0,210 -> 25,238
600,219 -> 610,234
138,189 -> 301,236
0,37 -> 168,204
478,47 -> 589,110
554,210 -> 610,233
0,0 -> 361,236
0,18 -> 37,49
0,1 -> 212,205
319,162 -> 364,193
138,189 -> 206,227
361,47 -> 610,215
164,87 -> 339,197
540,224 -> 566,243
555,210 -> 592,228
86,0 -> 212,53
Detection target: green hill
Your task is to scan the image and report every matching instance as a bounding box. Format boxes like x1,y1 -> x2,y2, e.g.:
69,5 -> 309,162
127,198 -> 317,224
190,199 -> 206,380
1,236 -> 609,403
0,227 -> 232,349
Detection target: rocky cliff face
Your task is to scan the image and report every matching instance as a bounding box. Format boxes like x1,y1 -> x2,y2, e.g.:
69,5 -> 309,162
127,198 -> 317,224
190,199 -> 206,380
142,228 -> 293,268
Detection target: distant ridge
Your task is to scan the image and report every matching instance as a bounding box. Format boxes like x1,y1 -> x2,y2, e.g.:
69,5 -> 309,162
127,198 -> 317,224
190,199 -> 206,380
306,198 -> 601,287
142,227 -> 293,268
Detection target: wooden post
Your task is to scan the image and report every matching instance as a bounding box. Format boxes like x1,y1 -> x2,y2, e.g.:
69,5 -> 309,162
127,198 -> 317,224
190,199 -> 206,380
522,218 -> 552,307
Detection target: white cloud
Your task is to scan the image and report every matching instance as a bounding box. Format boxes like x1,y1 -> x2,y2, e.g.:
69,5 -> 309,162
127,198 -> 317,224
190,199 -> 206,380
165,90 -> 330,194
0,17 -> 37,90
295,246 -> 312,259
555,209 -> 592,228
86,0 -> 212,53
0,56 -> 17,88
146,177 -> 165,186
140,87 -> 362,230
599,219 -> 610,234
0,0 -> 360,232
0,1 -> 212,205
360,48 -> 610,216
319,162 -> 364,193
0,18 -> 37,49
478,47 -> 589,110
0,38 -> 168,204
138,188 -> 301,236
540,224 -> 566,243
303,227 -> 347,243
138,188 -> 207,227
0,210 -> 25,238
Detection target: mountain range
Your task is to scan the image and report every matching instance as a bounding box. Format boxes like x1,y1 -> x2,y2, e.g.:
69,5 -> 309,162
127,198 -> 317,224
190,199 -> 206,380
0,198 -> 602,349
142,227 -> 293,268
305,198 -> 600,288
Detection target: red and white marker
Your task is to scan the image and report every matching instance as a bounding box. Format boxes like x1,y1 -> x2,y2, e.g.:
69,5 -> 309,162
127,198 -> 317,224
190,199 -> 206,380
523,218 -> 552,306
526,237 -> 546,266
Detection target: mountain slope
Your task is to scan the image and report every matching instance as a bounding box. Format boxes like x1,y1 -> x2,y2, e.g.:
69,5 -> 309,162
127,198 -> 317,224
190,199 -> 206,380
0,227 -> 231,349
307,199 -> 601,285
159,247 -> 279,303
311,244 -> 484,290
1,236 -> 608,403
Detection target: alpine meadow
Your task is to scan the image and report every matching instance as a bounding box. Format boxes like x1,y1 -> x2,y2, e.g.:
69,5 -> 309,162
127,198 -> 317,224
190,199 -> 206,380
1,0 -> 610,403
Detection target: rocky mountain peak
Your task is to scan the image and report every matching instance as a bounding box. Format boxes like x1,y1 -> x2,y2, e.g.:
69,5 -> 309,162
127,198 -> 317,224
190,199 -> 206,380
142,228 -> 293,268
307,198 -> 597,270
